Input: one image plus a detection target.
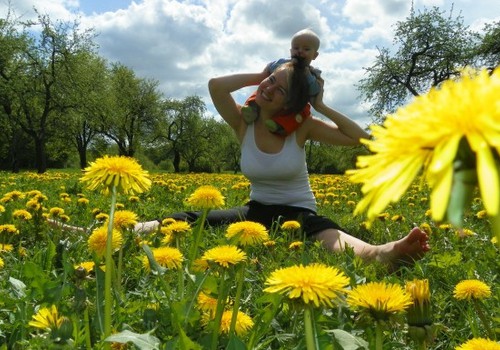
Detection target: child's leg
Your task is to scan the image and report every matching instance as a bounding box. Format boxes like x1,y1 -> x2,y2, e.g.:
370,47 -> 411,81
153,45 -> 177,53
266,103 -> 311,136
241,91 -> 259,124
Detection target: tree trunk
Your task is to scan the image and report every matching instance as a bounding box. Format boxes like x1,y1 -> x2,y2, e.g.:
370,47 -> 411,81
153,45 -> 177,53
173,150 -> 180,173
34,137 -> 47,174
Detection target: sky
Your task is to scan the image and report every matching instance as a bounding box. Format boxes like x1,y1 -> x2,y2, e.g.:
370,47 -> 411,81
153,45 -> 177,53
1,0 -> 499,127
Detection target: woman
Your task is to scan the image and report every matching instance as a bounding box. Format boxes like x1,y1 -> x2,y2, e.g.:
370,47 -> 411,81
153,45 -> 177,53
136,59 -> 430,266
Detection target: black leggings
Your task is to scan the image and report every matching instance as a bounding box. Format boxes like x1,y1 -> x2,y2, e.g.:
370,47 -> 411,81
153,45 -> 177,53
166,200 -> 342,236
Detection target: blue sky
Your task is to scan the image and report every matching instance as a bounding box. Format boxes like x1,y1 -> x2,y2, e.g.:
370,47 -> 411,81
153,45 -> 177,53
1,0 -> 499,127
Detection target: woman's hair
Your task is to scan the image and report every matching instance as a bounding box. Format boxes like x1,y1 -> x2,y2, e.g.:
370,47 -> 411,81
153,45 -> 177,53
282,56 -> 310,115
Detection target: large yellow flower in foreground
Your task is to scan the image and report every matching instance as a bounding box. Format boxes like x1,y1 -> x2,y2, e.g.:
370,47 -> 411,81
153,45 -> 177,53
348,68 -> 500,227
225,221 -> 269,246
264,263 -> 350,308
455,338 -> 500,350
81,155 -> 151,195
29,305 -> 64,331
201,245 -> 246,268
453,279 -> 491,301
88,226 -> 123,257
347,282 -> 413,321
185,185 -> 225,209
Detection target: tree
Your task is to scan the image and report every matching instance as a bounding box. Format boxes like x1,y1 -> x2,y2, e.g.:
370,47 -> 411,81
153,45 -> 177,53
357,5 -> 479,123
154,96 -> 207,172
0,11 -> 97,173
99,64 -> 163,157
475,21 -> 500,73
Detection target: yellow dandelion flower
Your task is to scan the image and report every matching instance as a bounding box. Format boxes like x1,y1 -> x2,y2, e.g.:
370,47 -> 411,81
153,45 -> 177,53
348,68 -> 500,228
26,199 -> 41,211
346,282 -> 413,320
264,240 -> 276,248
288,241 -> 303,250
476,210 -> 488,219
264,263 -> 350,308
455,338 -> 500,350
88,226 -> 123,257
49,207 -> 65,217
0,243 -> 13,252
201,245 -> 246,268
161,221 -> 192,237
29,305 -> 64,330
13,209 -> 32,220
77,198 -> 90,205
185,185 -> 225,209
453,280 -> 492,300
108,210 -> 138,230
95,213 -> 109,222
219,310 -> 254,336
0,224 -> 19,235
142,246 -> 183,271
0,205 -> 4,212
128,195 -> 140,203
281,220 -> 301,231
225,221 -> 269,246
161,218 -> 176,226
0,256 -> 4,269
81,155 -> 151,195
74,261 -> 95,275
196,291 -> 218,315
405,279 -> 432,326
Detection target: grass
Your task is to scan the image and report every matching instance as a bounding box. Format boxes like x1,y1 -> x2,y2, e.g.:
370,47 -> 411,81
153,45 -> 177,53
0,170 -> 498,349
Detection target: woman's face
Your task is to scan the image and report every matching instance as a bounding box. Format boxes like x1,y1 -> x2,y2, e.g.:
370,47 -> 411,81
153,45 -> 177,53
254,68 -> 289,113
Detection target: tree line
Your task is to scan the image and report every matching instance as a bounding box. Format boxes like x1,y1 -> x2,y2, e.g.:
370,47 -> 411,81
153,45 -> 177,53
1,6 -> 498,174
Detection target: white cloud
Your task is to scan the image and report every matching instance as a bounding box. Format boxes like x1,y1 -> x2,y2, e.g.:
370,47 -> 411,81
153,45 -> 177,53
1,0 -> 499,128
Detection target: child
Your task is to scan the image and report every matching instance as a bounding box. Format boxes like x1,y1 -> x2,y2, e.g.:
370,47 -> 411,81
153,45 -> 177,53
242,28 -> 323,136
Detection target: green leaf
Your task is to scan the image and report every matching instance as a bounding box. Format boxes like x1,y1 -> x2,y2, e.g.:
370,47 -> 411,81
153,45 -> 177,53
226,333 -> 247,350
327,329 -> 369,350
8,277 -> 26,298
105,330 -> 160,350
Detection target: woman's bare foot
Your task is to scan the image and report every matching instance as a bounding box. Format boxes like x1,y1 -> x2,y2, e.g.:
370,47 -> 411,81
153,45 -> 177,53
378,227 -> 430,267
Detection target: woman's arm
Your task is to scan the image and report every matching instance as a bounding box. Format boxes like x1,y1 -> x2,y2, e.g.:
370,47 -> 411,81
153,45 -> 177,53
208,72 -> 268,132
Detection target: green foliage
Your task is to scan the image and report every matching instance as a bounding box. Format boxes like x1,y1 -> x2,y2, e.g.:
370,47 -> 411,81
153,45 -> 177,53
0,170 -> 497,349
357,5 -> 485,123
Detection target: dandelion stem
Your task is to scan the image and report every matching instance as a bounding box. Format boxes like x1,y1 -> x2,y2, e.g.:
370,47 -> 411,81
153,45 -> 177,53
176,237 -> 184,299
472,299 -> 495,340
230,263 -> 245,336
103,186 -> 117,347
211,270 -> 228,350
375,320 -> 384,350
304,306 -> 318,350
189,209 -> 208,269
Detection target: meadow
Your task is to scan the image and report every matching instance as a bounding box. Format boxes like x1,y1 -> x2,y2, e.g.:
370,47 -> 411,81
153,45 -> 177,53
0,169 -> 498,349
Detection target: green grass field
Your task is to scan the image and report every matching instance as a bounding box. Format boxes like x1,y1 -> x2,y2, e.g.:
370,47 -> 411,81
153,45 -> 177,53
0,170 -> 498,349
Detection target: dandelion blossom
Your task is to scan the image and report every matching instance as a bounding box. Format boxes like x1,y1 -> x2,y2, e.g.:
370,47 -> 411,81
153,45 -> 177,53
225,221 -> 269,246
161,220 -> 192,237
201,245 -> 246,268
281,220 -> 301,231
453,280 -> 491,300
185,185 -> 225,209
108,210 -> 138,230
142,246 -> 183,271
0,224 -> 19,235
455,338 -> 500,350
12,209 -> 32,220
29,305 -> 64,331
264,263 -> 349,308
219,310 -> 254,336
81,155 -> 151,195
347,282 -> 413,320
348,68 -> 500,226
88,226 -> 123,257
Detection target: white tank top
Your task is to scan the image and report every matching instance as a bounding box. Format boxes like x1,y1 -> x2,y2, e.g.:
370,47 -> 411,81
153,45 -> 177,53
240,123 -> 317,211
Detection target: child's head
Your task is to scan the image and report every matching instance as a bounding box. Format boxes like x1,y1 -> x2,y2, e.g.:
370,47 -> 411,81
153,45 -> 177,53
290,29 -> 320,66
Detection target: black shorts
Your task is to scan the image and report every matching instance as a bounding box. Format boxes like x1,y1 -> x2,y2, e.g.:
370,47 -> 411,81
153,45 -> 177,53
166,200 -> 342,236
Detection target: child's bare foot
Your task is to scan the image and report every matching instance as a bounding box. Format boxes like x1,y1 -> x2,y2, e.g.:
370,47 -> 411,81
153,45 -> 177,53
378,227 -> 430,267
